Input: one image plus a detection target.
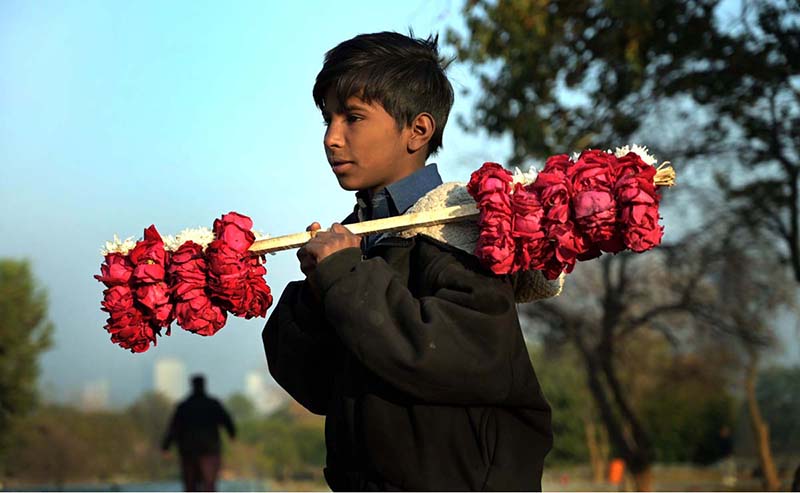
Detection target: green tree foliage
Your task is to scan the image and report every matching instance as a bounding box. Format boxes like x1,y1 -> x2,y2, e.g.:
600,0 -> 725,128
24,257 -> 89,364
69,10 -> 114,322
449,0 -> 800,281
3,405 -> 145,486
126,391 -> 176,480
639,354 -> 736,464
736,365 -> 800,457
447,0 -> 719,164
659,0 -> 800,282
226,392 -> 257,423
2,397 -> 327,488
530,345 -> 594,465
0,259 -> 53,463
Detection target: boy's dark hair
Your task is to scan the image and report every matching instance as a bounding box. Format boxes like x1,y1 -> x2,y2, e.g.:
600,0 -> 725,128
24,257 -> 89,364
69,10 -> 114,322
313,31 -> 454,158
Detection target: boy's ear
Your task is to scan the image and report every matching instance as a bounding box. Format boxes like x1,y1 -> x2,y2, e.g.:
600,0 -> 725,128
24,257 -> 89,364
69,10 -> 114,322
407,112 -> 435,154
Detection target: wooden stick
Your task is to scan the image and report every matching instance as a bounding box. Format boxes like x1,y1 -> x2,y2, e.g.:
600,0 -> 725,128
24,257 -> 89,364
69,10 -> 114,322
249,203 -> 479,255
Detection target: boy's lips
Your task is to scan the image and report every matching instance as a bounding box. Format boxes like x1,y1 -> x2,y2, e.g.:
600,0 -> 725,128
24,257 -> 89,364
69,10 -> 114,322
331,160 -> 354,174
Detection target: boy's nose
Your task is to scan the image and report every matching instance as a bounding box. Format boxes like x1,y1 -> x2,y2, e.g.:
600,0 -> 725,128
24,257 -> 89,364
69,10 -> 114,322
324,121 -> 344,149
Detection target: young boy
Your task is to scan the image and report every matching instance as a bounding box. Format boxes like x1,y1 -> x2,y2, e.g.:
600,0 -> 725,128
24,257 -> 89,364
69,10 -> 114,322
263,32 -> 552,491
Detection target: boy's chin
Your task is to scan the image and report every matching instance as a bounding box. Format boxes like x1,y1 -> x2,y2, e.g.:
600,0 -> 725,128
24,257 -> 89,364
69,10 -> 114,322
335,175 -> 369,192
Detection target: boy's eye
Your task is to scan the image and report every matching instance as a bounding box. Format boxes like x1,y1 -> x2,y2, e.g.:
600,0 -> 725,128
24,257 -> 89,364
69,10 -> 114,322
346,114 -> 363,123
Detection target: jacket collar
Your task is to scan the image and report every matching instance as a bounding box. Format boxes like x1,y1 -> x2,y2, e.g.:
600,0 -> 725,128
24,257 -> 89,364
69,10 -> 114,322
354,164 -> 443,222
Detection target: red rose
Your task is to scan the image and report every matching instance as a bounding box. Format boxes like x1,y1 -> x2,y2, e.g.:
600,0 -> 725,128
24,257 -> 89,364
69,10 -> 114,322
570,150 -> 616,192
135,282 -> 173,326
615,152 -> 657,184
173,293 -> 227,336
542,154 -> 572,173
475,219 -> 516,275
240,257 -> 273,319
128,225 -> 173,329
548,221 -> 585,270
572,189 -> 617,243
129,225 -> 168,283
531,168 -> 573,224
510,183 -> 545,238
206,239 -> 249,314
567,150 -> 619,244
100,285 -> 156,353
613,153 -> 662,252
619,204 -> 663,252
101,285 -> 134,315
94,253 -> 133,286
467,162 -> 513,202
106,312 -> 156,353
213,212 -> 256,254
467,163 -> 517,275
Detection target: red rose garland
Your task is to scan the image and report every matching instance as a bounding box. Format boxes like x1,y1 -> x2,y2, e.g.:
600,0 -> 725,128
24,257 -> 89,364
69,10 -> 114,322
96,251 -> 156,353
97,149 -> 668,352
466,163 -> 516,275
95,227 -> 173,353
206,212 -> 272,319
614,152 -> 663,252
169,241 -> 227,336
129,226 -> 174,329
96,212 -> 272,353
468,147 -> 667,281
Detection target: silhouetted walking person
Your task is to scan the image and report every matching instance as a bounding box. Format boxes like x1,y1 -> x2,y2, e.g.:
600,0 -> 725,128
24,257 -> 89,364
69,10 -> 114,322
162,375 -> 236,492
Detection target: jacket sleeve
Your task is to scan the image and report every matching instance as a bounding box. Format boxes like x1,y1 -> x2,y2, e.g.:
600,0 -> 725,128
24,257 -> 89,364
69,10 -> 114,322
262,279 -> 343,415
310,241 -> 529,405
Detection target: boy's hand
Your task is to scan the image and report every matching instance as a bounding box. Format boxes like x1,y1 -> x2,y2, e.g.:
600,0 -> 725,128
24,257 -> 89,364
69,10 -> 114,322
297,222 -> 361,277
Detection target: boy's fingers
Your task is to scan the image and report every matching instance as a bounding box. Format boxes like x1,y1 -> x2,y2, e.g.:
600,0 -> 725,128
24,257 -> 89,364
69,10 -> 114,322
306,222 -> 322,237
330,223 -> 354,235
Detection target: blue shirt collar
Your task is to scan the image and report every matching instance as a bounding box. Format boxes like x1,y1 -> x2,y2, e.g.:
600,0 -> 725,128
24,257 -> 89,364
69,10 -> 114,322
355,164 -> 443,221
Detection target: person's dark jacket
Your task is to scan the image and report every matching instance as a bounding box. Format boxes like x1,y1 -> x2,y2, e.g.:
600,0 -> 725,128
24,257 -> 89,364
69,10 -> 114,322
263,229 -> 553,491
161,392 -> 236,457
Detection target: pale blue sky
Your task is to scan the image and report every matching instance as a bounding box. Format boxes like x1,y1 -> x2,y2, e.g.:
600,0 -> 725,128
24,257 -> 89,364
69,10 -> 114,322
0,0 -> 514,406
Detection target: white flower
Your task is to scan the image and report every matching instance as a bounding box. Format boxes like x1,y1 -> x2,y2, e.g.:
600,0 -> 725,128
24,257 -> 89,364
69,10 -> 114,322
571,151 -> 581,162
511,165 -> 539,186
100,234 -> 137,256
614,144 -> 657,166
166,227 -> 215,251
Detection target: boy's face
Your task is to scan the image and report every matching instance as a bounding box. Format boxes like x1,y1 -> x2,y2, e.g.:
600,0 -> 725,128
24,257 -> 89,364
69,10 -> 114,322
322,89 -> 418,194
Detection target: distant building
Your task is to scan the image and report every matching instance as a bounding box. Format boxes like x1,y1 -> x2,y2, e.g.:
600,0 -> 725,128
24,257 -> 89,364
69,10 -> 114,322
80,379 -> 110,411
154,357 -> 187,402
244,370 -> 288,415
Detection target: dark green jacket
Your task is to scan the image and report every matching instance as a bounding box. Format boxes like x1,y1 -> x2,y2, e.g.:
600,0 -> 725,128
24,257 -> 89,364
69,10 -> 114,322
263,234 -> 552,491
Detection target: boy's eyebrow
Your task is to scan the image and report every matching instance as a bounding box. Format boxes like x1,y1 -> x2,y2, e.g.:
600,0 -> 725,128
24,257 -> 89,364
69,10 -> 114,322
343,101 -> 371,112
